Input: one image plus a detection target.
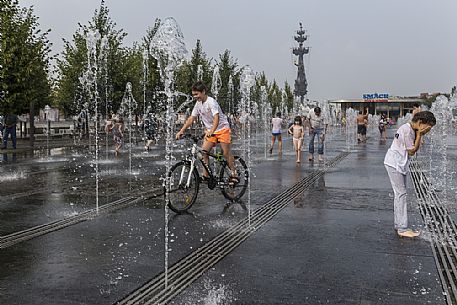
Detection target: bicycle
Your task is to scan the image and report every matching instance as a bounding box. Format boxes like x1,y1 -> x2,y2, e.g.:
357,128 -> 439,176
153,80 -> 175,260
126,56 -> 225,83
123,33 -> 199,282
166,134 -> 249,214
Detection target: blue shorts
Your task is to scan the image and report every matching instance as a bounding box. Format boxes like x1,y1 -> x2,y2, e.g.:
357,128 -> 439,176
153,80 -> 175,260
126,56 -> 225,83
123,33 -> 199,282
272,132 -> 281,137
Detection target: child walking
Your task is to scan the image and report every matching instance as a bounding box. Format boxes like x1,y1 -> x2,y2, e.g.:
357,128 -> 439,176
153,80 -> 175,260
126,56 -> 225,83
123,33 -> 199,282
288,116 -> 304,163
112,117 -> 124,156
269,112 -> 283,154
384,111 -> 436,238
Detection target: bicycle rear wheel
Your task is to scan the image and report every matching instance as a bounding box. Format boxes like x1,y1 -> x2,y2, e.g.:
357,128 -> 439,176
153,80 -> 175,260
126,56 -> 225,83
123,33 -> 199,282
166,161 -> 199,214
219,156 -> 248,201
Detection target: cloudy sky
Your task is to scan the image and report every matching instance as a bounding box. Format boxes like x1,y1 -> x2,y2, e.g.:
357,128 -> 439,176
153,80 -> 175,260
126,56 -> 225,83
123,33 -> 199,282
20,0 -> 457,100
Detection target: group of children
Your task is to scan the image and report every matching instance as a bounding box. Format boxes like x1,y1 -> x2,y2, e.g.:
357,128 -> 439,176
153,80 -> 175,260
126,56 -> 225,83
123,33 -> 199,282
272,105 -> 438,239
104,113 -> 159,156
270,106 -> 327,164
104,81 -> 437,240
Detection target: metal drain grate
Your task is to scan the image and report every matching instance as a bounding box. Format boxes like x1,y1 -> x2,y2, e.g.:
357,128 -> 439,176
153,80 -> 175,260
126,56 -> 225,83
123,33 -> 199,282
0,188 -> 162,249
116,151 -> 350,305
410,161 -> 457,305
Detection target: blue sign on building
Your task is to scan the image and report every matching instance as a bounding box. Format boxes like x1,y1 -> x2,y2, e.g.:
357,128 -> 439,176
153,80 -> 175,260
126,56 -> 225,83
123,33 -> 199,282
363,93 -> 389,100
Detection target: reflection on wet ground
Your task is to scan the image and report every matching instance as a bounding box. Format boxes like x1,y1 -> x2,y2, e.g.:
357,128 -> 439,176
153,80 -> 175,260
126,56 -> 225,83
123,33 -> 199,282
0,128 -> 454,305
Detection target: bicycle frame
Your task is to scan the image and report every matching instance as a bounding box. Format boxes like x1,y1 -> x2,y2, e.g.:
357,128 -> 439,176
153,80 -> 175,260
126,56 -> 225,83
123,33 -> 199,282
181,142 -> 223,188
167,135 -> 248,213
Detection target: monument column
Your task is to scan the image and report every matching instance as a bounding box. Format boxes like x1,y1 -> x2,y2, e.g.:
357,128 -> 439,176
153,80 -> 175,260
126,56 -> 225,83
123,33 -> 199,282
292,22 -> 309,114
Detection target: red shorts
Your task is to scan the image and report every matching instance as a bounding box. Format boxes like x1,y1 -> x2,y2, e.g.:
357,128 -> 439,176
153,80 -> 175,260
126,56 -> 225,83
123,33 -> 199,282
206,128 -> 231,144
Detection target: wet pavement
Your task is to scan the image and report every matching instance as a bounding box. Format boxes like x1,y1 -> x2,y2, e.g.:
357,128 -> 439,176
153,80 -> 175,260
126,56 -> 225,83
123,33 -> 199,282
0,128 -> 449,304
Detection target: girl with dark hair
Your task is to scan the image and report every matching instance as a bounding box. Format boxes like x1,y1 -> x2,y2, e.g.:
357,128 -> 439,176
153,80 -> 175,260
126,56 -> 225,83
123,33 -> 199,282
384,110 -> 436,238
288,116 -> 304,163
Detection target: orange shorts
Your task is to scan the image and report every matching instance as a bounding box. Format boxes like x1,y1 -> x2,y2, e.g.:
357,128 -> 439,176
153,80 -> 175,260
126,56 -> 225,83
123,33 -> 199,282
206,128 -> 231,144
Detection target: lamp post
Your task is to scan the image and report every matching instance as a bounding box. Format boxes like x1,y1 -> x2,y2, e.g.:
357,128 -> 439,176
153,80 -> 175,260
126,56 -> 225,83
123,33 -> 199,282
44,105 -> 51,154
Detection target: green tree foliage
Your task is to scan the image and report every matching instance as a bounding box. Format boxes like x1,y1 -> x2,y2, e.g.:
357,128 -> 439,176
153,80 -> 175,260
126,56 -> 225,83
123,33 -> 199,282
0,0 -> 52,115
216,49 -> 240,114
283,81 -> 294,110
251,71 -> 269,109
268,80 -> 283,115
56,0 -> 128,116
174,39 -> 212,110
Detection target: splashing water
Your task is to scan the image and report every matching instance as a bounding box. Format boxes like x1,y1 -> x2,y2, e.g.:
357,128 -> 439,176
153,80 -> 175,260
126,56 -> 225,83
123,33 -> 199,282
150,16 -> 188,289
211,65 -> 221,100
178,279 -> 233,305
345,108 -> 358,150
240,66 -> 255,226
201,281 -> 232,305
0,172 -> 26,182
78,29 -> 104,213
197,64 -> 203,81
228,75 -> 234,114
119,82 -> 138,183
260,85 -> 271,159
426,95 -> 457,206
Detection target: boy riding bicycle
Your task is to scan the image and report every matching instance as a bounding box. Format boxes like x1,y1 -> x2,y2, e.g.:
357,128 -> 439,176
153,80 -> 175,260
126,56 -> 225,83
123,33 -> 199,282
175,81 -> 239,184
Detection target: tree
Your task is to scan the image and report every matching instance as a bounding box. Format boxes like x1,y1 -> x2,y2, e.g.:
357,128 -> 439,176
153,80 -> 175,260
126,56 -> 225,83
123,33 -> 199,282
251,72 -> 268,107
0,0 -> 53,146
216,49 -> 240,114
268,80 -> 283,115
56,0 -> 128,116
174,39 -> 212,110
283,81 -> 294,111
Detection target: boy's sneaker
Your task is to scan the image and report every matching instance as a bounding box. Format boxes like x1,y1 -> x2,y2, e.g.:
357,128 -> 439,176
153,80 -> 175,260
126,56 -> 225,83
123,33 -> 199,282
397,229 -> 420,238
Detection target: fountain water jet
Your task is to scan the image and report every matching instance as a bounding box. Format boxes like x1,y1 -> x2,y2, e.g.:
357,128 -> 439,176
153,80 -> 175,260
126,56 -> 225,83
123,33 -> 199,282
239,66 -> 255,225
260,86 -> 271,159
79,29 -> 101,213
150,17 -> 188,288
211,65 -> 221,100
119,82 -> 137,180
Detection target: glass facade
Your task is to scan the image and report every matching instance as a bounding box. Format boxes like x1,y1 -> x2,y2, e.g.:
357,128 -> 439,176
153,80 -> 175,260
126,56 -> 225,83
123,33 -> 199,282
336,99 -> 426,121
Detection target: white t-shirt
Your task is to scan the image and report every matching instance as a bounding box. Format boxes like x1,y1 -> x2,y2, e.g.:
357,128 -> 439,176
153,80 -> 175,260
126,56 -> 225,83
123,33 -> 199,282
384,123 -> 415,174
191,96 -> 230,132
308,110 -> 327,129
271,118 -> 283,133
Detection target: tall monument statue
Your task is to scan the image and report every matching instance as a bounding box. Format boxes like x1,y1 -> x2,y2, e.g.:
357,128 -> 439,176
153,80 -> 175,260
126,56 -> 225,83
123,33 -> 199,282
293,22 -> 309,112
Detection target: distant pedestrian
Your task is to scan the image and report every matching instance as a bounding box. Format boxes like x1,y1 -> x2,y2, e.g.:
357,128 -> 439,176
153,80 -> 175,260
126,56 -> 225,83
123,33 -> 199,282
356,110 -> 368,143
78,104 -> 89,139
307,107 -> 327,162
143,114 -> 157,150
412,103 -> 421,116
112,117 -> 124,156
384,111 -> 436,238
378,114 -> 388,141
269,112 -> 283,154
1,113 -> 18,150
288,116 -> 304,163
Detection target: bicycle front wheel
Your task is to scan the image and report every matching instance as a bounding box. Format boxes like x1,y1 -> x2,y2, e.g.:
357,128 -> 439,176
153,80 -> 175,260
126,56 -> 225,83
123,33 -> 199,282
166,161 -> 199,214
219,156 -> 248,201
